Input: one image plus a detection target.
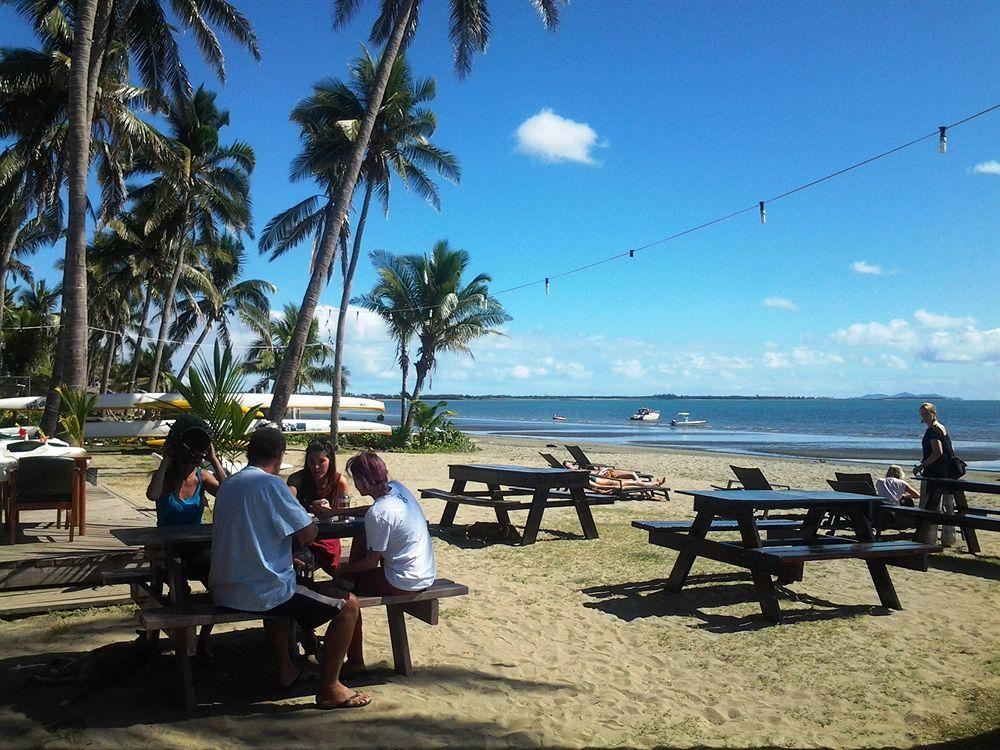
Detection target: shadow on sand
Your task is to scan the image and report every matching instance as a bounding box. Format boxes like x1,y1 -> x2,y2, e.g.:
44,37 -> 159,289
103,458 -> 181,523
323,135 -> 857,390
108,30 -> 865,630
581,572 -> 885,633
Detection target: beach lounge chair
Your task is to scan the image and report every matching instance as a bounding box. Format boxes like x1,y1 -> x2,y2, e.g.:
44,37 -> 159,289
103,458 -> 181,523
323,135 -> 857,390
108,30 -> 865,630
564,445 -> 615,471
834,472 -> 877,495
539,452 -> 566,469
7,456 -> 82,543
540,453 -> 669,501
713,465 -> 791,491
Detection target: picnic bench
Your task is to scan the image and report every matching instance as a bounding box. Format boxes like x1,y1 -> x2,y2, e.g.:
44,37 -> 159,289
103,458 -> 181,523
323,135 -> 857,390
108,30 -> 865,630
636,490 -> 940,623
109,522 -> 468,710
894,478 -> 1000,554
421,463 -> 611,545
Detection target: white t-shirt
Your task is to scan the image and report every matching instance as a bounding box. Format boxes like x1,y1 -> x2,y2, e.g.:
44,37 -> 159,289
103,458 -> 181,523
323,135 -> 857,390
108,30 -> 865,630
209,465 -> 313,611
875,476 -> 912,506
364,481 -> 436,591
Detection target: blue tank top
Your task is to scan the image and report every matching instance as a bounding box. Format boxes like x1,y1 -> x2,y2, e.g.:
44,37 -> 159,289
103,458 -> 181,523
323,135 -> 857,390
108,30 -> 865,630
156,468 -> 205,527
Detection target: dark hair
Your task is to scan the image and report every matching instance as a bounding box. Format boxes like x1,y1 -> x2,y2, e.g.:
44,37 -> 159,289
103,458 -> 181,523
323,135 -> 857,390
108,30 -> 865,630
165,414 -> 212,462
345,450 -> 388,486
300,439 -> 337,499
247,426 -> 286,464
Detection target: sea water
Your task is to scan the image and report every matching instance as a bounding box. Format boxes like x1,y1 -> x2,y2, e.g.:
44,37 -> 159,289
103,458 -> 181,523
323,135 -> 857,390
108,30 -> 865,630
369,397 -> 1000,468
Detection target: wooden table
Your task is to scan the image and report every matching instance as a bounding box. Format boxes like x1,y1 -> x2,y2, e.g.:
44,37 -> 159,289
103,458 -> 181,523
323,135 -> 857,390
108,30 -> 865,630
425,463 -> 601,545
917,478 -> 1000,554
642,489 -> 939,622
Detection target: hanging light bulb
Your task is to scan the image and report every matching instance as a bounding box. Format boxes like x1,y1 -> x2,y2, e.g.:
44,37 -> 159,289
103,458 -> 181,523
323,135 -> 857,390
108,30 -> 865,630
759,201 -> 766,224
938,126 -> 947,154
545,277 -> 550,295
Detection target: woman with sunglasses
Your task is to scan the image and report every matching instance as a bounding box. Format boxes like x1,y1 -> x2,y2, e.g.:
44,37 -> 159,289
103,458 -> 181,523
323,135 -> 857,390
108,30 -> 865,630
287,439 -> 351,576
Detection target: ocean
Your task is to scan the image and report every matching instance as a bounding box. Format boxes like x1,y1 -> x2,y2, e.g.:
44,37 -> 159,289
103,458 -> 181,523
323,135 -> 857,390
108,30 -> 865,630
366,397 -> 1000,470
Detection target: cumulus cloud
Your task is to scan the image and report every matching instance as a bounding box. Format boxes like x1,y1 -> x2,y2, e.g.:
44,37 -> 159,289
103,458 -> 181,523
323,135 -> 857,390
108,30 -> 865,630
611,359 -> 646,379
509,365 -> 533,379
919,328 -> 1000,363
851,260 -> 884,275
972,160 -> 1000,175
763,347 -> 842,369
914,310 -> 976,330
832,319 -> 917,349
763,297 -> 797,311
515,108 -> 602,164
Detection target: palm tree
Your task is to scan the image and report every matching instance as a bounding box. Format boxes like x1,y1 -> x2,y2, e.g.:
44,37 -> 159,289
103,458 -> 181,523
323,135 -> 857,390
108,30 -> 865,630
246,303 -> 334,393
3,0 -> 260,432
170,236 -> 275,379
261,49 -> 459,438
352,249 -> 420,430
266,0 -> 564,422
130,86 -> 254,391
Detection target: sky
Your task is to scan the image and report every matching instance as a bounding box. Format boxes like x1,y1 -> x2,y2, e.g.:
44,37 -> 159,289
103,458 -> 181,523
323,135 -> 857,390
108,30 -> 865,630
2,0 -> 999,399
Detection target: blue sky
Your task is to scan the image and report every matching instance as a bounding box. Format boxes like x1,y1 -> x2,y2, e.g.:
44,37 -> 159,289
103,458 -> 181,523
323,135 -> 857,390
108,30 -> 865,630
3,1 -> 999,398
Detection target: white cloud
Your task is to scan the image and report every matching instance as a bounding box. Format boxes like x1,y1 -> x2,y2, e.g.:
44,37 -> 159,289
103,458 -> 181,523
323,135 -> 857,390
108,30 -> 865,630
611,359 -> 646,379
515,108 -> 602,165
914,310 -> 975,330
763,352 -> 790,369
851,260 -> 884,276
509,365 -> 533,379
763,297 -> 797,311
919,328 -> 1000,363
881,354 -> 908,370
762,348 -> 842,369
832,319 -> 917,349
972,160 -> 1000,175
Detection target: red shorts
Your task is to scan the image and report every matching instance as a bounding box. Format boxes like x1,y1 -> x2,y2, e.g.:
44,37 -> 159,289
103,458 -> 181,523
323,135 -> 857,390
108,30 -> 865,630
309,538 -> 342,577
343,531 -> 409,596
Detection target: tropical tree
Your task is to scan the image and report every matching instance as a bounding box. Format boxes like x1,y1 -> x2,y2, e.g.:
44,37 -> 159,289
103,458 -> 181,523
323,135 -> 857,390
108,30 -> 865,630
352,248 -> 419,430
130,85 -> 254,391
266,0 -> 564,423
245,303 -> 334,393
2,0 -> 260,433
170,236 -> 275,379
261,49 -> 458,439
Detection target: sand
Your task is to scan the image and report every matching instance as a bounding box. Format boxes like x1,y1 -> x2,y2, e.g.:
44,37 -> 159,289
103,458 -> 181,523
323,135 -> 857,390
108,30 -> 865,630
1,437 -> 998,749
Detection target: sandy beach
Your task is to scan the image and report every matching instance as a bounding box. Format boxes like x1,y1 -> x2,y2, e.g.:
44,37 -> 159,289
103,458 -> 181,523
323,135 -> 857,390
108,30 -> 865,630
1,436 -> 998,749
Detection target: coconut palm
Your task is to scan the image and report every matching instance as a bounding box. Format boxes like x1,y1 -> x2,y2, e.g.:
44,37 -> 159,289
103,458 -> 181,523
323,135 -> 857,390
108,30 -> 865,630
352,248 -> 420,431
260,49 -> 458,437
3,0 -> 259,432
129,85 -> 254,391
266,0 -> 564,422
245,303 -> 334,393
171,236 -> 275,379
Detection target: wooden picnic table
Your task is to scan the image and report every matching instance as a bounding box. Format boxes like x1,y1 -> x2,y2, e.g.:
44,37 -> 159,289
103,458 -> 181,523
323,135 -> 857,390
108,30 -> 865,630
422,463 -> 603,545
637,489 -> 939,623
910,477 -> 1000,554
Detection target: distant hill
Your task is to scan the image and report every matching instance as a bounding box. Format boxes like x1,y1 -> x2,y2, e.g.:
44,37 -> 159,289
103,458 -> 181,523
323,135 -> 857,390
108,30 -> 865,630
857,392 -> 958,400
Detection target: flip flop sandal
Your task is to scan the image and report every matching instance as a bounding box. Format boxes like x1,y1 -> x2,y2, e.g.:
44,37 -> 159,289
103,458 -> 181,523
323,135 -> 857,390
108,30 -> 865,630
316,691 -> 372,710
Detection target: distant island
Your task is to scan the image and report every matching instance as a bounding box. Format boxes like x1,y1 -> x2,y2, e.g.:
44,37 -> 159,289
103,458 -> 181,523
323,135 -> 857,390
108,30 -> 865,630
856,392 -> 959,401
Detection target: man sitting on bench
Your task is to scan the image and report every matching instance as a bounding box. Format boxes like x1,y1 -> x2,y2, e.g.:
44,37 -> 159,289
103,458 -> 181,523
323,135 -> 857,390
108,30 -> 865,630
209,427 -> 370,710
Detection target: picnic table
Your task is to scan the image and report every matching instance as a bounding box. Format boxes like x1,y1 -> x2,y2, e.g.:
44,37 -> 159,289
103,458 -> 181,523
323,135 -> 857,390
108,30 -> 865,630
635,489 -> 940,623
901,477 -> 1000,554
421,463 -> 611,545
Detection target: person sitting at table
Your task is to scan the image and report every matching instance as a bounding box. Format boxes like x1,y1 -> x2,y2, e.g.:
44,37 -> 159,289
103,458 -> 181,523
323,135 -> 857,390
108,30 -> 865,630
209,427 -> 369,709
288,439 -> 351,577
145,417 -> 226,662
313,450 -> 435,677
875,465 -> 919,507
560,460 -> 667,493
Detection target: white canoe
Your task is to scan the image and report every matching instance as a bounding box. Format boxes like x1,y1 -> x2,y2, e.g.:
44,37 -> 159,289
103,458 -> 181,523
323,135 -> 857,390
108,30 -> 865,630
0,393 -> 385,413
82,418 -> 391,439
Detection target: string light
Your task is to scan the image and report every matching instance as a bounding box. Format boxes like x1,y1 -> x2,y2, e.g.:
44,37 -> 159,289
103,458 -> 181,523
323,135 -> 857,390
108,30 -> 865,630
759,201 -> 766,225
628,249 -> 635,258
544,277 -> 550,295
938,126 -> 947,153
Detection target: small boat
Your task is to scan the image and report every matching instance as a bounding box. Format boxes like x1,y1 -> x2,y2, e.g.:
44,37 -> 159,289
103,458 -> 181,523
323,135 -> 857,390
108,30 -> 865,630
669,412 -> 706,427
552,415 -> 567,421
629,407 -> 660,421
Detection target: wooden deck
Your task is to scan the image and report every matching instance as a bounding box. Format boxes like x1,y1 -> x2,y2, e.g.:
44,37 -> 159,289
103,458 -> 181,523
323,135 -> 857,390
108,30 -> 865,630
0,481 -> 150,616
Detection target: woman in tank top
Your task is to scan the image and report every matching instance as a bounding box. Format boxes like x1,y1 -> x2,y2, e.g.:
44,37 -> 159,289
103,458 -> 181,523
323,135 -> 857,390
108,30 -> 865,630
287,439 -> 350,576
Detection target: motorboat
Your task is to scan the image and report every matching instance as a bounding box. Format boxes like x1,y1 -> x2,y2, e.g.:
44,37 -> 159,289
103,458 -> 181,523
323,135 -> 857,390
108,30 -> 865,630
669,412 -> 706,427
552,415 -> 568,421
629,407 -> 660,421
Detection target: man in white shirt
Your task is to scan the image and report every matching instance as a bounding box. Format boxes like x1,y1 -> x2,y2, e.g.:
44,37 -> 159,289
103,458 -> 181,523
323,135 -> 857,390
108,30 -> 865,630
210,427 -> 370,709
319,451 -> 435,676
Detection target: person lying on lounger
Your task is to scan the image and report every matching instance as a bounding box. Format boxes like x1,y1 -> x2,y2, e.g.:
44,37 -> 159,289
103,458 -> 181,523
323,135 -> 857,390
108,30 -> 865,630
561,461 -> 666,492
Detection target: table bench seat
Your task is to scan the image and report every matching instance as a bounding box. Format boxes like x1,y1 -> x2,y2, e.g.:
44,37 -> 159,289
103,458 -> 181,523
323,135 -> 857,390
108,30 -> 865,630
140,579 -> 468,710
420,488 -> 615,510
892,506 -> 1000,531
761,540 -> 941,563
633,519 -> 801,532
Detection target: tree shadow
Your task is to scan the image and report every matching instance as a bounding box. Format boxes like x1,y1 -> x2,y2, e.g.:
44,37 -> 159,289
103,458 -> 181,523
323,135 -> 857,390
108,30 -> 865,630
0,627 -> 574,730
581,573 -> 883,633
429,523 -> 585,548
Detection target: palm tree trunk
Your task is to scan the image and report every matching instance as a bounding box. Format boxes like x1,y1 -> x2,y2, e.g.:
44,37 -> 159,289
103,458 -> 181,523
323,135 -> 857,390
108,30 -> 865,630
40,0 -> 104,436
404,358 -> 430,436
148,207 -> 191,391
176,321 -> 211,380
99,331 -> 116,394
126,281 -> 155,391
329,182 -> 373,441
267,0 -> 416,423
0,220 -> 20,369
399,349 -> 409,432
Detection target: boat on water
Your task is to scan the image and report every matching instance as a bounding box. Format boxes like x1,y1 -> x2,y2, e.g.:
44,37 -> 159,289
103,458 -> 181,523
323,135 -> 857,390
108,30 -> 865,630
552,415 -> 567,421
629,407 -> 660,421
669,412 -> 706,427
